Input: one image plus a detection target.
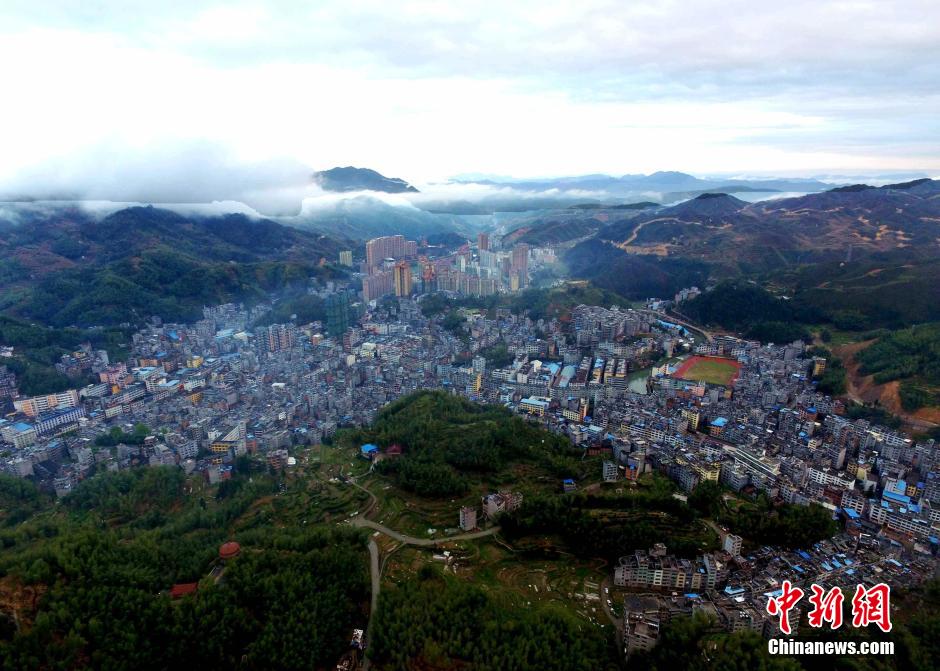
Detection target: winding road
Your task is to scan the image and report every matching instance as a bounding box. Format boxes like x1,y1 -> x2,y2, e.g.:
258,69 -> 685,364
350,517 -> 499,545
346,476 -> 499,669
641,308 -> 715,343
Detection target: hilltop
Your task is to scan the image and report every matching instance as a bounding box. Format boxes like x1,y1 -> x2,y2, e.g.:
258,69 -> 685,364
313,166 -> 419,193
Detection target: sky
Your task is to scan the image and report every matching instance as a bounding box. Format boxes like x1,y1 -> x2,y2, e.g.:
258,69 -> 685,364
1,0 -> 939,205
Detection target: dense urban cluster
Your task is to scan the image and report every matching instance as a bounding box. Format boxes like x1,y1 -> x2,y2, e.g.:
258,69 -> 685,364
1,235 -> 937,666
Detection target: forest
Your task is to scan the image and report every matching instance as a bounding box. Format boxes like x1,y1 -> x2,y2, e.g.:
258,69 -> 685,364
689,481 -> 840,550
563,239 -> 710,301
502,478 -> 838,559
0,315 -> 131,396
355,391 -> 583,497
680,281 -> 816,342
499,481 -> 715,559
420,282 -> 632,322
0,467 -> 370,671
806,345 -> 847,396
856,323 -> 940,410
369,572 -> 618,671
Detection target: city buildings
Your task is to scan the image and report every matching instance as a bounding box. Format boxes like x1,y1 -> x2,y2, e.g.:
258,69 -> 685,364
14,389 -> 80,417
393,261 -> 413,297
365,235 -> 417,270
1,278 -> 936,665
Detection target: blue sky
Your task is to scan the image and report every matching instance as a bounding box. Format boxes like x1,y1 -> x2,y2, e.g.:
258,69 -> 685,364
1,0 -> 938,200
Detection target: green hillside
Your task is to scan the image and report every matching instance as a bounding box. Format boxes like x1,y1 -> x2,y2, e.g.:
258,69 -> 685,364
0,206 -> 348,328
0,467 -> 369,671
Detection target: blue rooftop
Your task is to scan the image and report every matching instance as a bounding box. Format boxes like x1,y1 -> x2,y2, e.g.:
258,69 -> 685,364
711,417 -> 728,427
883,490 -> 911,505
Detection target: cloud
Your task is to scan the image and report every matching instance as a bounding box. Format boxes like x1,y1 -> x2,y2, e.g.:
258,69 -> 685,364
0,139 -> 316,214
0,0 -> 938,196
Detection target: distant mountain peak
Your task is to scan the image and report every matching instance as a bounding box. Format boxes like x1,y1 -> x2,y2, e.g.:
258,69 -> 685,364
664,192 -> 748,219
883,177 -> 933,190
313,166 -> 418,193
694,192 -> 733,200
828,184 -> 875,193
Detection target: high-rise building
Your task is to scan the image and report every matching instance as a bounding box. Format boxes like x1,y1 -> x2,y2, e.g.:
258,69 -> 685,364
421,263 -> 436,292
362,270 -> 395,302
365,235 -> 417,269
477,232 -> 489,251
338,250 -> 353,267
511,243 -> 529,277
325,292 -> 351,337
393,261 -> 413,297
260,324 -> 296,353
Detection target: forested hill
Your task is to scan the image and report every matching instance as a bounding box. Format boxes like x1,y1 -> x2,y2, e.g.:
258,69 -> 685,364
0,205 -> 350,327
0,467 -> 370,670
353,390 -> 585,498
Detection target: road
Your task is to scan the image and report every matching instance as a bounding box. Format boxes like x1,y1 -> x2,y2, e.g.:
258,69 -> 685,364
347,475 -> 379,518
641,308 -> 714,343
599,576 -> 623,645
367,539 -> 380,614
347,477 -> 498,670
350,516 -> 499,546
361,539 -> 380,671
614,216 -> 703,246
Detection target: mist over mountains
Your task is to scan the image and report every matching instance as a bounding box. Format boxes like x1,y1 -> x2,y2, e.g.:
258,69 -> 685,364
2,165 -> 937,245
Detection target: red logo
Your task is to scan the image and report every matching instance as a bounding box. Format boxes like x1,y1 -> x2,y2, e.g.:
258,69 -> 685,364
807,585 -> 844,629
765,582 -> 892,633
851,583 -> 892,633
766,580 -> 804,635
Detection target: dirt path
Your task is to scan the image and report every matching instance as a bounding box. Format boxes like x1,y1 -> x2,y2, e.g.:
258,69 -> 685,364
350,517 -> 499,545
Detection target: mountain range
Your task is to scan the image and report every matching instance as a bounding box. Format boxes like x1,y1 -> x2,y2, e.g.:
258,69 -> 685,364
548,179 -> 940,329
455,170 -> 837,196
0,205 -> 349,328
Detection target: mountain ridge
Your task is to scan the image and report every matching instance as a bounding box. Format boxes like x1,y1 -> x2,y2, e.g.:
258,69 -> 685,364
313,166 -> 418,193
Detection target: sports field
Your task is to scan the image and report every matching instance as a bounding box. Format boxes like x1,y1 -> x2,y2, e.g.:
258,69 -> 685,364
673,356 -> 741,386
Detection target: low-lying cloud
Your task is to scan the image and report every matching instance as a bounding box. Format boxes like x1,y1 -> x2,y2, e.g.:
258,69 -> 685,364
0,141 -> 322,215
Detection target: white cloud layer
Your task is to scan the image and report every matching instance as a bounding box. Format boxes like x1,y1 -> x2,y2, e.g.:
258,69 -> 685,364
0,0 -> 938,203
